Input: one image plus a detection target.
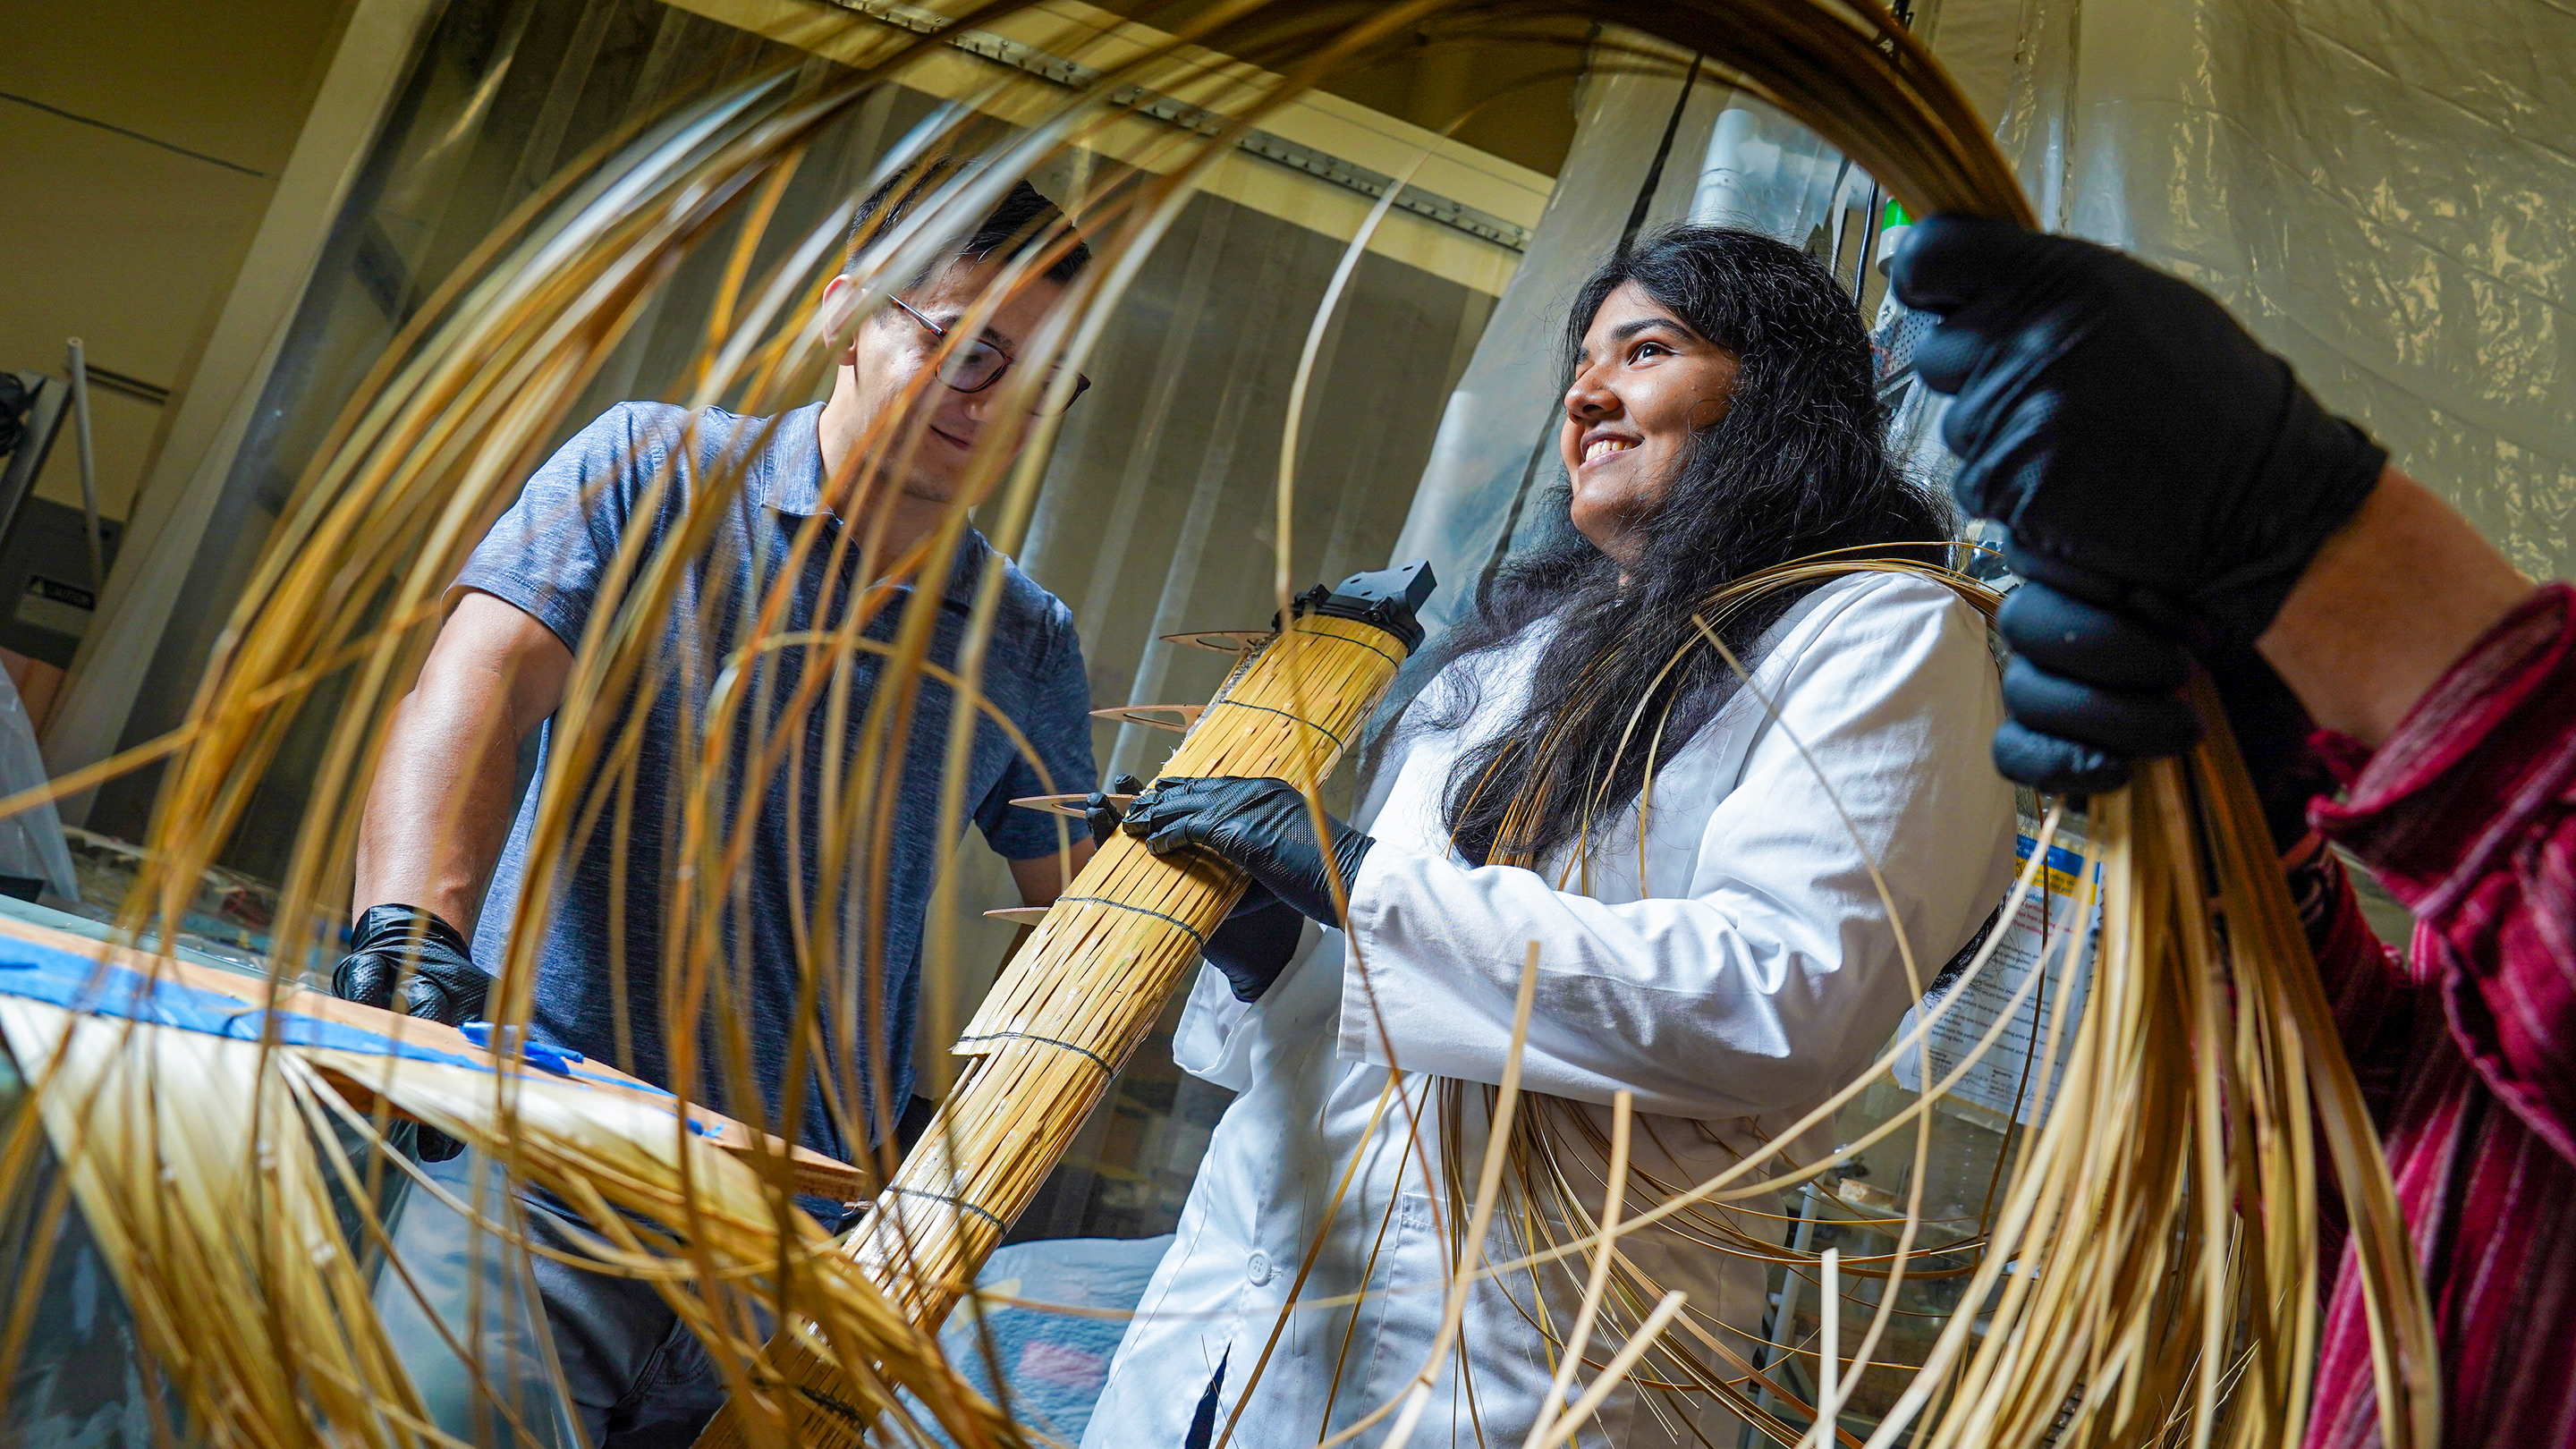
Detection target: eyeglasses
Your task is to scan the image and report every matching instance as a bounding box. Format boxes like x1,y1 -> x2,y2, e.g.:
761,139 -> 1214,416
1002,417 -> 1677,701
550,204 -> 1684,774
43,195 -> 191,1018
886,295 -> 1091,416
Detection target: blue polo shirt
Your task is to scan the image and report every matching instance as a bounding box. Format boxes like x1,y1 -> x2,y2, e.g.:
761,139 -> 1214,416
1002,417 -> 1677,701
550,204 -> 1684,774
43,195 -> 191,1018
457,402 -> 1095,1169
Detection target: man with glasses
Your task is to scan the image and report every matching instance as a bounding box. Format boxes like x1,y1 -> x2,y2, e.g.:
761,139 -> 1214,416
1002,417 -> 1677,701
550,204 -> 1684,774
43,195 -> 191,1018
335,160 -> 1101,1445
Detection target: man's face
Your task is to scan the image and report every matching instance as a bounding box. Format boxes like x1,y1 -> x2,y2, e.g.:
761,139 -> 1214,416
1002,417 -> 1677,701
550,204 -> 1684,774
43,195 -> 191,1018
826,259 -> 1072,507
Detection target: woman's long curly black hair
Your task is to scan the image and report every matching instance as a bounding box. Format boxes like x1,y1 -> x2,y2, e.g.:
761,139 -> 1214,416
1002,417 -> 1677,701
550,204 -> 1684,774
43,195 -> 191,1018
1418,225 -> 1950,867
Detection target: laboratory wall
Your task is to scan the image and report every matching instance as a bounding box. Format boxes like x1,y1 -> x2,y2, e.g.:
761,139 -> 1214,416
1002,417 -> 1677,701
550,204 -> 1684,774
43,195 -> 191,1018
1,0 -> 360,722
2006,0 -> 2574,580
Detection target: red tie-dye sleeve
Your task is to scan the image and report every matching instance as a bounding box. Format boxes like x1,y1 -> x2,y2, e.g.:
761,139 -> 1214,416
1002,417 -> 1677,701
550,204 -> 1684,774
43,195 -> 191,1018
2286,838 -> 2418,1135
2310,583 -> 2576,1168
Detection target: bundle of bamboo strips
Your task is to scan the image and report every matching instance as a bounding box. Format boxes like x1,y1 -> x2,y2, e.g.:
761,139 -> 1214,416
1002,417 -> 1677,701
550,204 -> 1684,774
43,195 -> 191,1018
0,915 -> 1011,1449
1429,557 -> 2435,1449
340,1047 -> 1021,1449
0,997 -> 433,1449
699,571 -> 1428,1448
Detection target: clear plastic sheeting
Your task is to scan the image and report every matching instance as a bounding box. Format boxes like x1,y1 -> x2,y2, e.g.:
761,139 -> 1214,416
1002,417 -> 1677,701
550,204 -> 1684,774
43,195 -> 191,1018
2004,0 -> 2576,580
0,1075 -> 174,1449
1690,100 -> 1855,245
902,1234 -> 1174,1447
0,665 -> 77,900
1392,43 -> 1756,641
1402,0 -> 2576,595
373,1150 -> 583,1449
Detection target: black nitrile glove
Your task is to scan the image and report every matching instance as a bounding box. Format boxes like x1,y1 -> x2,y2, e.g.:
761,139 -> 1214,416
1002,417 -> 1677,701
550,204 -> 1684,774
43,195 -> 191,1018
1893,216 -> 2386,644
1992,583 -> 2334,850
1198,900 -> 1308,1004
1091,773 -> 1283,916
1989,582 -> 2199,794
1089,775 -> 1307,1003
1085,775 -> 1148,850
332,904 -> 489,1162
1123,777 -> 1372,929
334,904 -> 490,1025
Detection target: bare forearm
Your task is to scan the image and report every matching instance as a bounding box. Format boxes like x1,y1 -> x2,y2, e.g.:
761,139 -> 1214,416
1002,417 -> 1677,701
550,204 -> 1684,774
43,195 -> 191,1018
352,593 -> 570,932
2257,469 -> 2536,748
1008,839 -> 1093,909
352,684 -> 530,930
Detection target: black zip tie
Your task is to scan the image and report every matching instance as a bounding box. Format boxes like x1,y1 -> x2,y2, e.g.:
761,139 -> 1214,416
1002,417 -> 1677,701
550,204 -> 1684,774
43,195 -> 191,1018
1051,894 -> 1209,945
886,1185 -> 1008,1232
951,1030 -> 1114,1074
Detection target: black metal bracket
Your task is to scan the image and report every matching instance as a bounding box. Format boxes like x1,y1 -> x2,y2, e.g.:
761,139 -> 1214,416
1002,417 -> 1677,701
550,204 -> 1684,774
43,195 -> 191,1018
1305,559 -> 1436,650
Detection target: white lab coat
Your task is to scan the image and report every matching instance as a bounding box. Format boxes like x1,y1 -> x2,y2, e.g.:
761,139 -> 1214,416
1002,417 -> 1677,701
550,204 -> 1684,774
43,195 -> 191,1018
1081,572 -> 2015,1449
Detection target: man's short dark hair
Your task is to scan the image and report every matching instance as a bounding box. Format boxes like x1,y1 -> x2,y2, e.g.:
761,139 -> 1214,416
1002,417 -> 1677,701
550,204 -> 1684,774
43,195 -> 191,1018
844,157 -> 1090,286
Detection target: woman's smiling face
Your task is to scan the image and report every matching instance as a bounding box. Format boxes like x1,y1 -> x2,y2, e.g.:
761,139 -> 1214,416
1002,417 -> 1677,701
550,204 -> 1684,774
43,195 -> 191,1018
1559,282 -> 1741,568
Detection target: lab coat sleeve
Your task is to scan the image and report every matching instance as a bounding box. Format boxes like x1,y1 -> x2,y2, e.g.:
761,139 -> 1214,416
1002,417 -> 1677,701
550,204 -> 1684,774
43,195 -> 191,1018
1335,576 -> 2014,1120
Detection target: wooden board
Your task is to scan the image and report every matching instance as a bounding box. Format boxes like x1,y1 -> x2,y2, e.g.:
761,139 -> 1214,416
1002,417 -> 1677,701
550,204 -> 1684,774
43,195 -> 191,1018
0,913 -> 869,1204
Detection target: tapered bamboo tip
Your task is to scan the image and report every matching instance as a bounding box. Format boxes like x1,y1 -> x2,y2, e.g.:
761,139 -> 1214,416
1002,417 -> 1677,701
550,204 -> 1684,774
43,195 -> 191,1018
1159,629 -> 1274,653
1006,793 -> 1132,818
1090,705 -> 1204,733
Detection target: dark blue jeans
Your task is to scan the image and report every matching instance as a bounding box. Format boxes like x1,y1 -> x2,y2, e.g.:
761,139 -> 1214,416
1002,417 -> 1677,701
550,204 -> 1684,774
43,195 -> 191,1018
379,1150 -> 731,1448
522,1194 -> 731,1449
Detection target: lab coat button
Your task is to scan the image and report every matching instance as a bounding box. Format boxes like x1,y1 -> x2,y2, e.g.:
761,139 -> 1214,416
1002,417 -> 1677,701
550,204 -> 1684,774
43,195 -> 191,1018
1246,1250 -> 1275,1285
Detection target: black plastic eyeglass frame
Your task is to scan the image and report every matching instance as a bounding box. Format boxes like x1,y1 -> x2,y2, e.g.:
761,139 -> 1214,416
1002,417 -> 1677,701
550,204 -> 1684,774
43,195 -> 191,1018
887,295 -> 1091,415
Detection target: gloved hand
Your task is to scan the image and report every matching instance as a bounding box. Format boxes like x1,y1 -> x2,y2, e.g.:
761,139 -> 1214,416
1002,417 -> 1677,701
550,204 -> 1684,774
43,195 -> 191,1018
1092,771 -> 1291,919
1989,582 -> 2199,794
333,904 -> 490,1025
1893,216 -> 2386,644
1089,775 -> 1310,1003
332,904 -> 489,1162
1122,777 -> 1372,928
1994,582 -> 2334,849
1085,775 -> 1148,850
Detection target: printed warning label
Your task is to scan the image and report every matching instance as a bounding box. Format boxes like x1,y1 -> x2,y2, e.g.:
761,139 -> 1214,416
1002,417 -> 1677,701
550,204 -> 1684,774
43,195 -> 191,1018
1893,820 -> 2100,1126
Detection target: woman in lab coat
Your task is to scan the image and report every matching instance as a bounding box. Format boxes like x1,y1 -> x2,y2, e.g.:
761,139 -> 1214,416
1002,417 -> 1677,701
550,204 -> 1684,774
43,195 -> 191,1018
1080,225 -> 2016,1449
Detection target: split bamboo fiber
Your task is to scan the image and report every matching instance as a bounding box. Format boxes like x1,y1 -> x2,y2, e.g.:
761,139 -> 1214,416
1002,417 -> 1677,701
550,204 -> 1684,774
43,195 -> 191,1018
0,998 -> 432,1449
1436,558 -> 2438,1449
699,580 -> 1426,1449
0,917 -> 1008,1449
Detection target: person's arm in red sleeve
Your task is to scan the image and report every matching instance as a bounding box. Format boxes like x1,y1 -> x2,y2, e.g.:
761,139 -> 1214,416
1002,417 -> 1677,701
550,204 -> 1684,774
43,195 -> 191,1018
2299,582 -> 2576,1164
2284,837 -> 2418,1130
2261,470 -> 2573,1161
1884,218 -> 2567,1153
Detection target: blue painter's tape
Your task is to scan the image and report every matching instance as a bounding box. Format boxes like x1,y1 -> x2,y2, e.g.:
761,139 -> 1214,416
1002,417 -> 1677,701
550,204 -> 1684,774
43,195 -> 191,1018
457,1020 -> 584,1077
0,937 -> 665,1099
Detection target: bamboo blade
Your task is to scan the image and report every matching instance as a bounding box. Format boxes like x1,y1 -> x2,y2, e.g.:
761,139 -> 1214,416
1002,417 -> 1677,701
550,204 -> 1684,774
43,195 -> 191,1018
1089,704 -> 1207,733
1007,792 -> 1135,819
1162,629 -> 1276,654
